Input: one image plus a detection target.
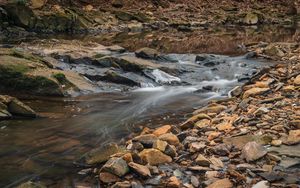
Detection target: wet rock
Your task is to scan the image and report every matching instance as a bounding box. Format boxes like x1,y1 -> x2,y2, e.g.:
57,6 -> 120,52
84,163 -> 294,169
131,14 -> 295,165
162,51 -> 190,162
206,178 -> 233,188
102,70 -> 141,87
139,149 -> 172,165
195,154 -> 211,167
7,98 -> 36,118
167,176 -> 181,188
83,143 -> 119,165
159,133 -> 180,146
243,13 -> 259,25
102,158 -> 129,177
284,130 -> 300,145
135,47 -> 160,59
128,162 -> 151,177
164,144 -> 177,158
242,141 -> 267,162
99,172 -> 120,183
153,125 -> 172,136
243,88 -> 270,99
252,180 -> 270,188
118,56 -> 161,72
132,134 -> 158,148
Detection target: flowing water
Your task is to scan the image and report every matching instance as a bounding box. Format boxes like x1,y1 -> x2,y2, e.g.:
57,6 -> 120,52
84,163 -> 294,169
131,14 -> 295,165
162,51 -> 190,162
0,26 -> 295,187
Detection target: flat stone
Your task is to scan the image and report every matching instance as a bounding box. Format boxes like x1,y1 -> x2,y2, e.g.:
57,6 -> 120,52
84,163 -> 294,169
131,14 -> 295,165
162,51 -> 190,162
268,144 -> 300,158
139,149 -> 172,165
102,158 -> 129,177
223,135 -> 272,150
242,141 -> 267,162
153,125 -> 172,136
193,105 -> 227,115
243,88 -> 269,99
206,178 -> 233,188
252,180 -> 269,188
99,172 -> 120,183
159,133 -> 180,146
128,162 -> 151,177
188,166 -> 211,171
180,113 -> 211,130
209,156 -> 224,168
191,176 -> 200,187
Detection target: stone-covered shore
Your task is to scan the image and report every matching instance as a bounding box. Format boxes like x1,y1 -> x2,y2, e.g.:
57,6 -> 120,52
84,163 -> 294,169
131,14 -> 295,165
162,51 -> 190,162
68,43 -> 300,188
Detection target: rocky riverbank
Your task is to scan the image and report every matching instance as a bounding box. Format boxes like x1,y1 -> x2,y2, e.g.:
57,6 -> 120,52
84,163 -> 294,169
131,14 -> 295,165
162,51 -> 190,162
0,0 -> 300,42
67,44 -> 300,187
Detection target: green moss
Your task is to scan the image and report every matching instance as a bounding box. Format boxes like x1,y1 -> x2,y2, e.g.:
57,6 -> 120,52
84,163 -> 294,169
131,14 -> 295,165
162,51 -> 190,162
52,73 -> 66,83
0,66 -> 63,96
52,72 -> 77,90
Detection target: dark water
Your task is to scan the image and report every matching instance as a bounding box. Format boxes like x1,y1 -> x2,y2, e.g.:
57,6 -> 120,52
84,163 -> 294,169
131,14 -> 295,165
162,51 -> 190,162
0,26 -> 290,187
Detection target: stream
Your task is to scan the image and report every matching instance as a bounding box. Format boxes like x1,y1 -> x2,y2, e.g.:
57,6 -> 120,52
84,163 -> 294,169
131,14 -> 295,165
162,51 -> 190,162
0,26 -> 295,187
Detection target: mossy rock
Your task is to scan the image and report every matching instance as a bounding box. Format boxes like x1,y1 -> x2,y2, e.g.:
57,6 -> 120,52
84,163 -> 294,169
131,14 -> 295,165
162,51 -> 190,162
0,55 -> 64,96
0,67 -> 63,96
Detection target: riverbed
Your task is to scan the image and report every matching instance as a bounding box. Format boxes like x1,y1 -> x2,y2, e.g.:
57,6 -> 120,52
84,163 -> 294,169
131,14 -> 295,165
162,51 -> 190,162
0,26 -> 295,187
